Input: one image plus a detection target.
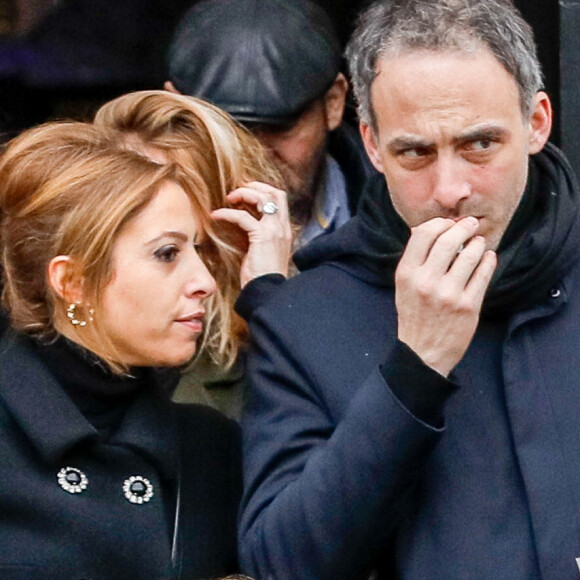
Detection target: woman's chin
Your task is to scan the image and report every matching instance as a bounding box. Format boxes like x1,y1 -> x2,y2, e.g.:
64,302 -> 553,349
127,344 -> 197,368
171,344 -> 199,367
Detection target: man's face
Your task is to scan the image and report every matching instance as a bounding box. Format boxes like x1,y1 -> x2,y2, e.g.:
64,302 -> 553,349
249,99 -> 329,223
361,49 -> 551,250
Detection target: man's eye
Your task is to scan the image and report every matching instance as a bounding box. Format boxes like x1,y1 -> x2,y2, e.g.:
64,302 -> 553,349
469,139 -> 493,151
400,147 -> 430,159
154,245 -> 179,263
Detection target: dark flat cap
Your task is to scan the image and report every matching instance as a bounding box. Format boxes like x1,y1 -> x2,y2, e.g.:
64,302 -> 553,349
167,0 -> 342,124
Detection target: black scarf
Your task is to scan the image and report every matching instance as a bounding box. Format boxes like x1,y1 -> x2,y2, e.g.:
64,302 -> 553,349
296,143 -> 580,318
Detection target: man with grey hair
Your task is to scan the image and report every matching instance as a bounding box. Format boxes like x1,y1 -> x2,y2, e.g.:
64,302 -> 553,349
239,0 -> 580,578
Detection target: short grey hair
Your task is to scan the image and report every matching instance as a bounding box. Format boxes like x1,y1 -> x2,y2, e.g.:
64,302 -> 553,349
346,0 -> 543,131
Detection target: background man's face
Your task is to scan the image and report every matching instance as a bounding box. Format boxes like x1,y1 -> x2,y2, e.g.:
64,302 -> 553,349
250,99 -> 328,223
362,49 -> 548,250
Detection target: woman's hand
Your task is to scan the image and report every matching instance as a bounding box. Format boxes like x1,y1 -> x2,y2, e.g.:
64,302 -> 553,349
211,181 -> 292,287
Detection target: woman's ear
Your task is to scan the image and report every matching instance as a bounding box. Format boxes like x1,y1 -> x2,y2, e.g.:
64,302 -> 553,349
47,256 -> 85,304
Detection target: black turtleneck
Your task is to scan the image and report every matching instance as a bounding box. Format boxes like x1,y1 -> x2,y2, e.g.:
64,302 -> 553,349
32,336 -> 179,439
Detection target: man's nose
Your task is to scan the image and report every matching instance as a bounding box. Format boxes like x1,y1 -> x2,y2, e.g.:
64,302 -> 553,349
432,156 -> 471,210
185,252 -> 217,299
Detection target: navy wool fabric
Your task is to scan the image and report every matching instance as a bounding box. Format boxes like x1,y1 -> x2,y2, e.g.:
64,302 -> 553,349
238,144 -> 580,579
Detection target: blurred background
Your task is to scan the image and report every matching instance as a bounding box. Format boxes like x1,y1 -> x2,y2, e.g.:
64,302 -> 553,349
0,0 -> 577,167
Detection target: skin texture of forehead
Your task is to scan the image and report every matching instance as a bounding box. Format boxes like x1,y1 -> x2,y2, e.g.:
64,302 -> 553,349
373,41 -> 528,123
374,49 -> 524,128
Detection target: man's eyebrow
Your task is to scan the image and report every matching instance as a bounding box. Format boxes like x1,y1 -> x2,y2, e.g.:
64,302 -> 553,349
386,125 -> 509,152
454,125 -> 508,145
387,136 -> 434,153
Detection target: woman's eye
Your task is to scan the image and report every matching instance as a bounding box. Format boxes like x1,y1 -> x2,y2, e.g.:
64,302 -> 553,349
154,245 -> 179,263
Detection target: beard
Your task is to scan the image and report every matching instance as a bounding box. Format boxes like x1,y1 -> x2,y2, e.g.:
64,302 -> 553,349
279,146 -> 328,227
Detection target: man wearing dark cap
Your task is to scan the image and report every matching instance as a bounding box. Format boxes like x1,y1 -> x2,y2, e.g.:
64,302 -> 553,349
165,0 -> 374,247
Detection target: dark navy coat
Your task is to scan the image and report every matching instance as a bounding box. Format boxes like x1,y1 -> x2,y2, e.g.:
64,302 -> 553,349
0,332 -> 241,579
239,225 -> 580,579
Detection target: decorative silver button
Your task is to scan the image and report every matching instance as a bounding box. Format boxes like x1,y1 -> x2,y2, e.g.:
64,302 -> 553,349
550,288 -> 561,298
123,475 -> 154,504
57,467 -> 88,494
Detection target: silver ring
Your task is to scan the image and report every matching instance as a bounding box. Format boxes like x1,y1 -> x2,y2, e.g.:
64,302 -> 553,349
262,201 -> 279,215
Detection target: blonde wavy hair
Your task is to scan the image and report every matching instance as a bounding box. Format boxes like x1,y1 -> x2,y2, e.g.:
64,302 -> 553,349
0,121 -> 217,373
94,90 -> 282,369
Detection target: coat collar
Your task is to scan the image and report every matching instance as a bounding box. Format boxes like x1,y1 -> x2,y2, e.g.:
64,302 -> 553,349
0,331 -> 98,464
0,331 -> 178,477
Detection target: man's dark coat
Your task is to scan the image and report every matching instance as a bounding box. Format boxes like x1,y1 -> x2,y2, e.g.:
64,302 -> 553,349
239,144 -> 580,579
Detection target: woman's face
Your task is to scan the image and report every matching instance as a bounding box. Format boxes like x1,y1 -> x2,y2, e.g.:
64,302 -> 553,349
98,180 -> 217,367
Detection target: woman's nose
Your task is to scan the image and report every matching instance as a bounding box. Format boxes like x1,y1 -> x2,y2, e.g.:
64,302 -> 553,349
185,252 -> 217,298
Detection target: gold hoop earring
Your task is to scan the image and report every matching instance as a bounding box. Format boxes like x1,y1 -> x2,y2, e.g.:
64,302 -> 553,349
67,303 -> 95,327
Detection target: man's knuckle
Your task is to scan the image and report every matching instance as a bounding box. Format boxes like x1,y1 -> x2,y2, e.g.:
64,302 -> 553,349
415,278 -> 435,297
460,250 -> 481,269
456,295 -> 478,314
437,290 -> 456,309
434,236 -> 456,253
411,225 -> 433,242
395,264 -> 412,284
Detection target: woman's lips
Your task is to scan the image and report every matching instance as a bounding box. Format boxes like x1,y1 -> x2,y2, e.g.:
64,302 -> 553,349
176,312 -> 204,333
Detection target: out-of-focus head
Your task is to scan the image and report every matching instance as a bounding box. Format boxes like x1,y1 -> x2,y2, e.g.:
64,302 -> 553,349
167,0 -> 342,125
346,0 -> 544,132
0,121 -> 219,373
94,90 -> 282,366
165,0 -> 347,221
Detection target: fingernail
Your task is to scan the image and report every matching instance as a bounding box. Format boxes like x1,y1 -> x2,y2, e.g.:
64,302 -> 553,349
464,216 -> 478,227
